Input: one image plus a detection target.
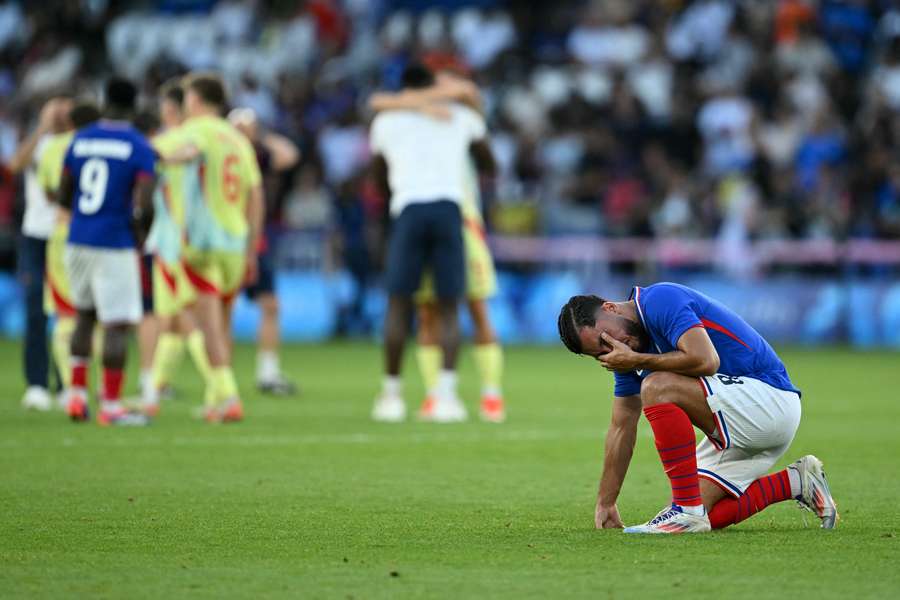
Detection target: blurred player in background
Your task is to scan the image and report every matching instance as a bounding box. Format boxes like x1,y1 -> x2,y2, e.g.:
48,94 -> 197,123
369,69 -> 504,422
141,79 -> 212,416
59,77 -> 157,425
228,107 -> 300,396
164,73 -> 263,422
38,101 -> 101,404
10,97 -> 73,411
369,63 -> 495,422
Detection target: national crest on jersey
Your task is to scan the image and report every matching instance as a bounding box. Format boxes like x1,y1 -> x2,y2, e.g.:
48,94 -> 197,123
64,121 -> 156,249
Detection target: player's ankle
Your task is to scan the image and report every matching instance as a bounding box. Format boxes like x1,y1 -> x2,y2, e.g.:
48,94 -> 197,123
787,465 -> 802,498
678,503 -> 706,516
383,375 -> 401,398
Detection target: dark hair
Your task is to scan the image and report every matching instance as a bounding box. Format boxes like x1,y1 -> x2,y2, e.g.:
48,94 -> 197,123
184,72 -> 227,108
557,295 -> 606,354
160,78 -> 184,107
401,63 -> 435,89
69,101 -> 100,129
105,76 -> 137,113
133,109 -> 160,135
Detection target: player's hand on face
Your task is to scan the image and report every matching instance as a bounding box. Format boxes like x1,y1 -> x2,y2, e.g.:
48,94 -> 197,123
595,503 -> 624,529
598,332 -> 640,372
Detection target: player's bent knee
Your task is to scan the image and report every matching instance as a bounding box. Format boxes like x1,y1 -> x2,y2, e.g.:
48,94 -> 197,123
639,372 -> 683,406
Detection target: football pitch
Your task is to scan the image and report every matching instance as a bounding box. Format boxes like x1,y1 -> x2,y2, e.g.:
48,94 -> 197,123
1,340 -> 898,599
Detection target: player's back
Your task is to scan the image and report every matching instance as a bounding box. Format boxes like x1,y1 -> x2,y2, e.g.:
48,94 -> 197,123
181,115 -> 259,240
65,121 -> 155,249
370,104 -> 485,211
637,282 -> 799,394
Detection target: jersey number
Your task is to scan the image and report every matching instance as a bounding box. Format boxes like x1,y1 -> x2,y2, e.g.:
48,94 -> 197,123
78,158 -> 109,214
223,154 -> 241,204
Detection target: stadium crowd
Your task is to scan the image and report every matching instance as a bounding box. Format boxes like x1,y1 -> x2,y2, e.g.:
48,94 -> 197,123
1,0 -> 900,279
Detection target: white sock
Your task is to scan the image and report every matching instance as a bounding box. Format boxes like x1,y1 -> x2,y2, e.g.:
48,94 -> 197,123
257,351 -> 280,382
679,503 -> 706,516
436,370 -> 457,400
139,370 -> 152,396
383,376 -> 401,398
481,384 -> 501,398
788,466 -> 802,498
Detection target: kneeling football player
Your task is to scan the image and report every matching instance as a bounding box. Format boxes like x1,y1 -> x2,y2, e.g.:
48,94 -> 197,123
557,284 -> 838,533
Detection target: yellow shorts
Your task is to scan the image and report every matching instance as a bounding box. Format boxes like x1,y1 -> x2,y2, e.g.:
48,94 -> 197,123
182,247 -> 246,301
416,217 -> 497,304
44,222 -> 75,317
153,258 -> 196,317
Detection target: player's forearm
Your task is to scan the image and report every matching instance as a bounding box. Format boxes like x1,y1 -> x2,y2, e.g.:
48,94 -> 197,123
368,91 -> 429,113
634,350 -> 719,377
9,128 -> 48,174
597,421 -> 637,506
263,133 -> 299,172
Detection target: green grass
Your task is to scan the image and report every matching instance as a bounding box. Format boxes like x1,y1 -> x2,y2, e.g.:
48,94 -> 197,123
0,341 -> 898,599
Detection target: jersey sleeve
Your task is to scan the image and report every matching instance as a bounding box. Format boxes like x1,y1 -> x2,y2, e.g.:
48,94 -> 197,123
642,285 -> 703,349
369,114 -> 387,154
36,137 -> 66,193
240,137 -> 262,188
458,106 -> 487,142
132,136 -> 157,179
63,138 -> 75,173
613,371 -> 642,397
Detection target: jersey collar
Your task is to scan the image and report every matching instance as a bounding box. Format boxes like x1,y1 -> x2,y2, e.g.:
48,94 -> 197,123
629,286 -> 647,331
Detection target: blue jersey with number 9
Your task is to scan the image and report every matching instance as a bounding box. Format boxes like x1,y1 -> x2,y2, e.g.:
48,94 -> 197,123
64,121 -> 156,249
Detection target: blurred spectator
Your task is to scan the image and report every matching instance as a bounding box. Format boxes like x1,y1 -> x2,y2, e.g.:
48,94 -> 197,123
0,0 -> 897,281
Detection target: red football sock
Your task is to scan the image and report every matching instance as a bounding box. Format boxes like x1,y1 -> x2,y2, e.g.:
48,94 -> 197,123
102,368 -> 124,402
643,403 -> 702,507
708,470 -> 793,529
71,357 -> 88,389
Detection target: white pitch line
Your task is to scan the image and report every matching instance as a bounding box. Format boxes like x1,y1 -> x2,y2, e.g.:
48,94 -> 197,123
0,428 -> 639,449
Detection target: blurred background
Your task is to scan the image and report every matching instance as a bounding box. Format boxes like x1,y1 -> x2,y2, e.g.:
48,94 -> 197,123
0,0 -> 898,347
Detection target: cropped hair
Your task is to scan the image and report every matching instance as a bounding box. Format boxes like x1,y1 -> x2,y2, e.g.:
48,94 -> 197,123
557,295 -> 607,354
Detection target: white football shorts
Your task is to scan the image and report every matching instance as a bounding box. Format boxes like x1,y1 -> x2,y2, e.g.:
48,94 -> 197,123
695,373 -> 801,496
64,244 -> 142,324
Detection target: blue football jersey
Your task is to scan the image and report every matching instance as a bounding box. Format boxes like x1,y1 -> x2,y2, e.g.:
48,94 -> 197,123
64,121 -> 156,249
613,283 -> 800,397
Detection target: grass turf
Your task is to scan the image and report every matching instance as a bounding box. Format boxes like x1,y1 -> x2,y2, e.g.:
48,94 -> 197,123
0,340 -> 898,599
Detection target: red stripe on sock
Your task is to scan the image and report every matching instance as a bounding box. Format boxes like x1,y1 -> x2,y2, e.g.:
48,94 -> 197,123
709,470 -> 793,529
643,403 -> 702,507
102,368 -> 124,401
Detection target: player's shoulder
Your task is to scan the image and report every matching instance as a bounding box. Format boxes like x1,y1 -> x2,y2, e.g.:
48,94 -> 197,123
450,103 -> 483,121
637,282 -> 699,314
44,131 -> 74,153
641,282 -> 694,299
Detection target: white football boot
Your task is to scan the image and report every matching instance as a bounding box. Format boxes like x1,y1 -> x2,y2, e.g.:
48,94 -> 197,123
428,392 -> 468,423
371,394 -> 406,423
623,504 -> 711,534
22,386 -> 52,412
790,455 -> 839,529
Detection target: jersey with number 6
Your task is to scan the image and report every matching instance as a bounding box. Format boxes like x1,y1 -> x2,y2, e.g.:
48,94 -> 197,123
177,115 -> 261,253
64,121 -> 156,249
